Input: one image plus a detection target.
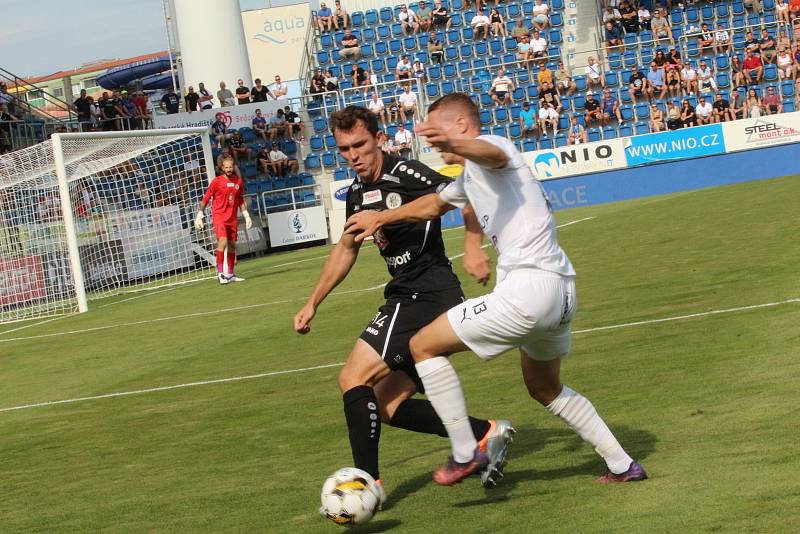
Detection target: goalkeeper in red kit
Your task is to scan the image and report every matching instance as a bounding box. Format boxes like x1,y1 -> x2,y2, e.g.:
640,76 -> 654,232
194,156 -> 253,284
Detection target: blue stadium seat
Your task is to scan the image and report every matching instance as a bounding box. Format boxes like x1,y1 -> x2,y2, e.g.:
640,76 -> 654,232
602,125 -> 618,139
389,38 -> 402,54
618,124 -> 633,137
377,25 -> 390,40
304,154 -> 321,171
783,99 -> 796,112
620,104 -> 634,122
391,22 -> 404,37
634,103 -> 650,120
479,109 -> 492,125
685,7 -> 699,24
309,135 -> 324,152
351,11 -> 365,27
445,45 -> 459,61
635,122 -> 650,135
403,36 -> 417,51
781,80 -> 795,98
587,128 -> 601,143
764,64 -> 778,81
605,71 -> 619,87
491,124 -> 508,137
573,75 -> 587,92
539,137 -> 553,149
522,139 -> 537,152
716,72 -> 730,89
475,40 -> 489,56
324,134 -> 337,150
460,43 -> 473,59
716,3 -> 729,18
495,107 -> 509,122
361,43 -> 374,59
380,6 -> 393,22
426,82 -> 440,98
558,116 -> 569,131
551,0 -> 564,8
731,1 -> 745,15
608,53 -> 623,70
441,80 -> 455,94
508,123 -> 522,139
365,9 -> 378,25
504,38 -> 518,52
317,50 -> 330,65
551,12 -> 563,27
320,33 -> 334,49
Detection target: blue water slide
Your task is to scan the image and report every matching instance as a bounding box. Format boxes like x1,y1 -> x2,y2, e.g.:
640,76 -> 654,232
97,56 -> 174,89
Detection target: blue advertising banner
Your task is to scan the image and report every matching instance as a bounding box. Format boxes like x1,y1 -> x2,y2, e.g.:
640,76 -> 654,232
624,124 -> 726,166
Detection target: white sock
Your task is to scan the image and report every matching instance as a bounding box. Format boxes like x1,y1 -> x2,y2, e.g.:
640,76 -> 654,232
415,357 -> 477,463
547,386 -> 633,474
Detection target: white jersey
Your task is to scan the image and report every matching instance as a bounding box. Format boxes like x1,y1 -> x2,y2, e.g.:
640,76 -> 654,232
438,135 -> 575,276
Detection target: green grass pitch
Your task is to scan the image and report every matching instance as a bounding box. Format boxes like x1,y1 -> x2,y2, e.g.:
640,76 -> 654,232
1,175 -> 799,532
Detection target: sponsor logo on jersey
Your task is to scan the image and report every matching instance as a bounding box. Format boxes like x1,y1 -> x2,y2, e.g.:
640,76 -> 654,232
363,190 -> 383,205
385,192 -> 402,209
374,228 -> 389,250
381,173 -> 400,183
436,182 -> 449,193
385,250 -> 411,267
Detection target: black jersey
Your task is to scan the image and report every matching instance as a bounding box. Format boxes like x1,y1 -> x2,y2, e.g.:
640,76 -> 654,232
345,155 -> 460,298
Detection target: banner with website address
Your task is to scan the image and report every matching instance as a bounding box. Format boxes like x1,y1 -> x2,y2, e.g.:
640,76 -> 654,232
624,124 -> 726,166
523,138 -> 629,181
721,111 -> 800,152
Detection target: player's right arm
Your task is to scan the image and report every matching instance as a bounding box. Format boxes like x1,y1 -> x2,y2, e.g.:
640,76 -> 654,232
462,204 -> 490,285
294,233 -> 361,334
415,121 -> 509,169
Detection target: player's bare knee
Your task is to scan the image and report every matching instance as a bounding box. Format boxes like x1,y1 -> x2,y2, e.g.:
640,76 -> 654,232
409,334 -> 434,363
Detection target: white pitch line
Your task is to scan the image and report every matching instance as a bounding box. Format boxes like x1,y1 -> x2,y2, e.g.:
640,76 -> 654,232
0,363 -> 345,413
2,297 -> 798,413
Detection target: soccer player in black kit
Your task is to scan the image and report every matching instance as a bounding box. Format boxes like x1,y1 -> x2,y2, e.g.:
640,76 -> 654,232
294,106 -> 514,498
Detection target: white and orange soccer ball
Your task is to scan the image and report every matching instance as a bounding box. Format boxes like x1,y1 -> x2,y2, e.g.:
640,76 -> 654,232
320,467 -> 381,526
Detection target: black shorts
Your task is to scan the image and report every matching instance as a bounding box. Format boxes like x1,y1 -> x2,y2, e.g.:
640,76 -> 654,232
359,287 -> 464,392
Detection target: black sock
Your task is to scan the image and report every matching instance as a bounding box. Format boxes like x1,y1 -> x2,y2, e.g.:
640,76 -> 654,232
389,398 -> 492,441
342,385 -> 381,480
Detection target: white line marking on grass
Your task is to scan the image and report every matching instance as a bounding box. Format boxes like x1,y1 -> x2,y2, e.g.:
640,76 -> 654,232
0,363 -> 344,413
3,297 -> 797,413
0,316 -> 69,336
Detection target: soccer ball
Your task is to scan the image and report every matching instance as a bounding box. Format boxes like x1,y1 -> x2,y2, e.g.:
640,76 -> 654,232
320,467 -> 381,526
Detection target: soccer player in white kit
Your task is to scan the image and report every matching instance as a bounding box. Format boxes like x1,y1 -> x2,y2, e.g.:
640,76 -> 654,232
345,93 -> 647,487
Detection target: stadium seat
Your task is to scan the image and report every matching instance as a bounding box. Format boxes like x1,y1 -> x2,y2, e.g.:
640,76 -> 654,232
635,122 -> 649,135
574,75 -> 587,92
716,3 -> 729,18
321,151 -> 337,168
588,128 -> 602,142
320,33 -> 334,49
522,139 -> 537,152
781,80 -> 795,98
618,123 -> 633,138
403,36 -> 417,51
602,125 -> 618,139
605,71 -> 619,87
304,154 -> 321,171
551,12 -> 563,27
309,135 -> 324,152
783,99 -> 795,112
352,11 -> 365,27
426,82 -> 440,98
539,137 -> 553,149
494,107 -> 509,123
620,104 -> 634,122
365,9 -> 378,25
380,6 -> 393,22
389,38 -> 402,54
731,1 -> 745,16
491,124 -> 508,137
441,80 -> 455,94
479,109 -> 493,125
764,64 -> 778,82
635,103 -> 650,120
377,25 -> 390,40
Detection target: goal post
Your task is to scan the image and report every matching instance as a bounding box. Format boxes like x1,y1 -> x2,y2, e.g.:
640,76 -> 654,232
0,127 -> 217,324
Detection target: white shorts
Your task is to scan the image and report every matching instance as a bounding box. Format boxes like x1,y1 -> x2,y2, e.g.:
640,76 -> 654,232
447,268 -> 576,361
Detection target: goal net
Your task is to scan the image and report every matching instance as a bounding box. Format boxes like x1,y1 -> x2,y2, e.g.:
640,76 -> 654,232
0,128 -> 217,324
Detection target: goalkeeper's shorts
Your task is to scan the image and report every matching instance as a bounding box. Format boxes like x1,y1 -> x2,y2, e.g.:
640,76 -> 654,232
214,222 -> 238,242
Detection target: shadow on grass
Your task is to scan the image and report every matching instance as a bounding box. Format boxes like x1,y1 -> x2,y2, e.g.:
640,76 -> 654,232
348,518 -> 402,532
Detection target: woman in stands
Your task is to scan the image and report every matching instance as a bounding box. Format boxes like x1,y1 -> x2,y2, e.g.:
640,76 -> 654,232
730,56 -> 746,88
666,48 -> 682,71
680,99 -> 697,128
654,50 -> 667,70
776,0 -> 790,25
776,29 -> 791,54
532,0 -> 549,31
490,8 -> 507,38
666,100 -> 682,130
649,103 -> 665,133
777,47 -> 796,81
745,88 -> 764,118
665,65 -> 682,98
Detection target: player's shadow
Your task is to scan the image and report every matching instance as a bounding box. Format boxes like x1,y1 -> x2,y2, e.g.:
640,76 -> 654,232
347,519 -> 403,533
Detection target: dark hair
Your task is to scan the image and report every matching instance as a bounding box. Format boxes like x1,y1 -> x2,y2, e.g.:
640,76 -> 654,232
428,93 -> 481,127
330,105 -> 380,135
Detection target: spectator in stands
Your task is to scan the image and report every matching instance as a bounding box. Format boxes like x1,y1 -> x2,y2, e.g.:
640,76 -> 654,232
680,99 -> 697,127
517,36 -> 533,68
511,18 -> 530,42
325,69 -> 340,91
695,96 -> 713,125
368,92 -> 388,126
160,88 -> 180,114
730,56 -> 747,88
585,56 -> 605,89
667,47 -> 682,70
743,50 -> 764,84
792,1 -> 800,26
490,8 -> 507,38
396,55 -> 413,84
257,144 -> 276,176
184,86 -> 200,113
229,131 -> 251,163
271,75 -> 289,99
744,31 -> 760,53
213,113 -> 233,147
100,91 -> 126,130
530,30 -> 548,58
269,143 -> 298,176
538,81 -> 562,112
665,64 -> 682,98
381,134 -> 400,155
0,104 -> 18,154
604,21 -> 624,51
413,60 -> 427,83
536,60 -> 553,87
666,100 -> 682,130
316,2 -> 335,32
698,24 -> 715,55
555,61 -> 577,96
399,4 -> 420,35
236,79 -> 251,104
763,86 -> 783,115
583,92 -> 602,127
697,61 -> 716,93
119,91 -> 137,129
471,9 -> 492,41
776,29 -> 791,53
601,87 -> 623,125
653,49 -> 667,70
339,29 -> 362,60
309,74 -> 326,100
637,4 -> 651,31
0,83 -> 15,116
532,0 -> 550,30
432,0 -> 452,30
73,89 -> 92,129
394,122 -> 414,158
490,68 -> 514,106
270,109 -> 290,140
198,82 -> 214,110
681,62 -> 699,95
713,24 -> 732,55
428,33 -> 444,64
647,61 -> 667,99
619,1 -> 638,34
649,103 -> 665,132
519,101 -> 540,139
352,65 -> 369,89
712,93 -> 734,123
398,85 -> 418,120
759,29 -> 777,65
133,91 -> 151,129
284,105 -> 304,141
651,9 -> 672,44
252,109 -> 269,142
218,81 -> 235,107
538,101 -> 559,137
416,1 -> 433,33
334,0 -> 349,29
568,115 -> 588,144
251,78 -> 273,102
602,6 -> 621,25
776,0 -> 790,25
777,47 -> 796,80
744,0 -> 763,14
628,66 -> 649,104
387,96 -> 401,123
